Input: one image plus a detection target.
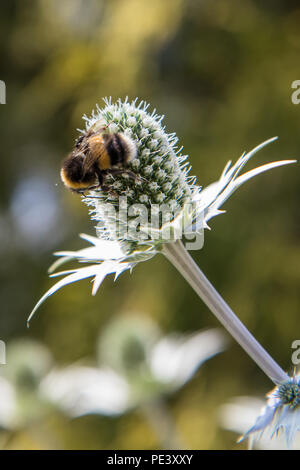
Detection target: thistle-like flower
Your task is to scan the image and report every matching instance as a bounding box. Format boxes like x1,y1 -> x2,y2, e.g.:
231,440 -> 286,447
40,315 -> 226,417
28,98 -> 295,324
240,375 -> 300,448
219,395 -> 300,450
0,340 -> 54,430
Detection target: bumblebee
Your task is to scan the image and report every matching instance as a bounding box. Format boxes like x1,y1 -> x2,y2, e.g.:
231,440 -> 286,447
60,125 -> 137,194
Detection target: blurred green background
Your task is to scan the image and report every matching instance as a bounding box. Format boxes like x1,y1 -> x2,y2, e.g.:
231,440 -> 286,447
0,0 -> 299,450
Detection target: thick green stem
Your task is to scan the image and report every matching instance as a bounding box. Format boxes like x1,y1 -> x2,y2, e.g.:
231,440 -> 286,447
162,240 -> 288,384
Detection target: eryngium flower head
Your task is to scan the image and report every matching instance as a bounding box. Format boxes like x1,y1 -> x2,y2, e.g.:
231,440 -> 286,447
40,316 -> 226,416
80,98 -> 199,249
240,375 -> 300,448
28,98 -> 295,324
0,340 -> 54,429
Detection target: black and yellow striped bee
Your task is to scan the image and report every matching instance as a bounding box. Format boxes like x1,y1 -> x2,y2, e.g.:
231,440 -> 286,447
61,122 -> 137,194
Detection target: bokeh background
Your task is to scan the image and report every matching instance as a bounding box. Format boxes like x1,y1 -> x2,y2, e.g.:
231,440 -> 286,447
0,0 -> 299,450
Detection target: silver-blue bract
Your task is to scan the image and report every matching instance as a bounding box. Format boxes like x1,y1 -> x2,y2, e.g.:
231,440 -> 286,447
241,376 -> 300,448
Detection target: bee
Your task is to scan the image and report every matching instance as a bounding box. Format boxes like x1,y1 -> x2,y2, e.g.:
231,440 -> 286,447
60,123 -> 138,194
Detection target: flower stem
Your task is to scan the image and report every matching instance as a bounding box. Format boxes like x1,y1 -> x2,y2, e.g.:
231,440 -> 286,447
162,240 -> 288,384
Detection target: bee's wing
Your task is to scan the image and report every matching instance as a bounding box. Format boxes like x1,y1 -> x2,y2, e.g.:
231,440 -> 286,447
81,151 -> 100,175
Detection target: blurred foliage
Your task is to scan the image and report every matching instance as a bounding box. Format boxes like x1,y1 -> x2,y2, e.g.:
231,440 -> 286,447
0,0 -> 299,449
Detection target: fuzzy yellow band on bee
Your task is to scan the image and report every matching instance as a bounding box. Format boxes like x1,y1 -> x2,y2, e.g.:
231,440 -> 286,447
60,168 -> 96,189
88,135 -> 111,170
98,151 -> 111,170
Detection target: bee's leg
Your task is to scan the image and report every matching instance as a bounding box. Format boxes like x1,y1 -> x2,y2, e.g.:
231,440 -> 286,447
85,169 -> 118,197
108,169 -> 148,183
94,169 -> 110,192
81,193 -> 103,199
127,170 -> 148,184
71,188 -> 90,197
76,173 -> 104,199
